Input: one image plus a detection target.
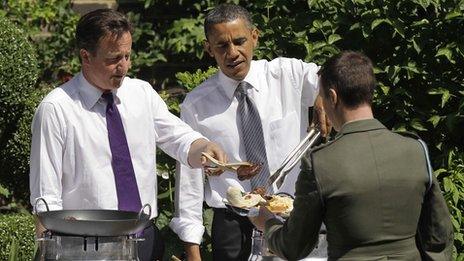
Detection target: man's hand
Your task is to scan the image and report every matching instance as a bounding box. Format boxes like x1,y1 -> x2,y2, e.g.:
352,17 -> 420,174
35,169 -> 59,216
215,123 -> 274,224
34,216 -> 46,238
184,242 -> 202,261
188,138 -> 228,173
249,206 -> 276,232
312,94 -> 332,137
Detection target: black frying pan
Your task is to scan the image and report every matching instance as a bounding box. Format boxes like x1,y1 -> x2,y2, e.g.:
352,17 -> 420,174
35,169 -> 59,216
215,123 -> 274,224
35,198 -> 152,236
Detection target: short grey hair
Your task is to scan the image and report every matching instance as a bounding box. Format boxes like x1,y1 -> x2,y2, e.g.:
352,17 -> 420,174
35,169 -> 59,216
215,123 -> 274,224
204,4 -> 254,39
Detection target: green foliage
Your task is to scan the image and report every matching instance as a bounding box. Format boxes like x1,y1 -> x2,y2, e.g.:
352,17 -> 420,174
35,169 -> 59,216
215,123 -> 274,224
0,16 -> 41,205
176,67 -> 218,92
0,0 -> 81,85
438,149 -> 464,259
0,16 -> 38,103
0,214 -> 35,261
0,88 -> 50,203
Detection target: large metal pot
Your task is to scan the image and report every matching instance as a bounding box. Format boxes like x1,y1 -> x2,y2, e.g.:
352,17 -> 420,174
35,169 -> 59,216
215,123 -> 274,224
35,198 -> 152,236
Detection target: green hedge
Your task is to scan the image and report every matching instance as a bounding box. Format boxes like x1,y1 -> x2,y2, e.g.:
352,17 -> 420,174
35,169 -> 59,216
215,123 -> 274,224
0,16 -> 41,204
0,213 -> 35,260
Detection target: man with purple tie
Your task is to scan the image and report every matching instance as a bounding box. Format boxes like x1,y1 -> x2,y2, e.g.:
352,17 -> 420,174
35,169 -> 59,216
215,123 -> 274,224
29,9 -> 226,261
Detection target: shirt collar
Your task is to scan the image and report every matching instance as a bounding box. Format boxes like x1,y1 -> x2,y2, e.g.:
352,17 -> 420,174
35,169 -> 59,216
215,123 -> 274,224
218,61 -> 262,101
77,72 -> 122,109
337,118 -> 386,137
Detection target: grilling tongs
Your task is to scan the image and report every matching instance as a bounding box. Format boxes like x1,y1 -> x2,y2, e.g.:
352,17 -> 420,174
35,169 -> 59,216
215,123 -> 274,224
267,126 -> 322,189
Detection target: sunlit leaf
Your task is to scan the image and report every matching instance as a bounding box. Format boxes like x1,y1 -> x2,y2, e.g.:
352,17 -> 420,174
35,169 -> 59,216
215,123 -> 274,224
434,168 -> 447,178
445,9 -> 462,20
412,38 -> 422,53
441,89 -> 451,108
371,18 -> 390,30
428,115 -> 442,127
391,19 -> 405,38
380,85 -> 390,95
313,19 -> 323,28
453,189 -> 459,204
410,118 -> 427,131
435,47 -> 455,63
328,34 -> 341,44
444,177 -> 453,192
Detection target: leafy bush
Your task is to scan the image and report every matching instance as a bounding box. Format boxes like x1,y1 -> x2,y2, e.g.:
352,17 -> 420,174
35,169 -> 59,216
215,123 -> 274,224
0,213 -> 35,261
439,149 -> 464,258
0,0 -> 81,85
0,16 -> 40,205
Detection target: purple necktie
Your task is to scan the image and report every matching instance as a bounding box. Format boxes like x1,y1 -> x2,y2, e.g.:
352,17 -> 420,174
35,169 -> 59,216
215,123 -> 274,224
103,92 -> 142,212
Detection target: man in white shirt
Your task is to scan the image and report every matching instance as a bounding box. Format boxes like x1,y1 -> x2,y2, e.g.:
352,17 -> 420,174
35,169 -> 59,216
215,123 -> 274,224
170,4 -> 328,261
29,9 -> 226,261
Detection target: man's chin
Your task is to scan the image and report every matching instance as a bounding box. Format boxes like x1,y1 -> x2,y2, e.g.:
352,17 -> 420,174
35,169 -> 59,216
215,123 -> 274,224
224,70 -> 247,81
110,80 -> 124,89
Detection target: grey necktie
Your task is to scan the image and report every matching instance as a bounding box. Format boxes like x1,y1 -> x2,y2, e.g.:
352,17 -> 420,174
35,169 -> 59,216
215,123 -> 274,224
235,82 -> 271,192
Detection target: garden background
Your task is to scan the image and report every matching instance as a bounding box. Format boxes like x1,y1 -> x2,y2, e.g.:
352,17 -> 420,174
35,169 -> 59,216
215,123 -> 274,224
0,0 -> 463,260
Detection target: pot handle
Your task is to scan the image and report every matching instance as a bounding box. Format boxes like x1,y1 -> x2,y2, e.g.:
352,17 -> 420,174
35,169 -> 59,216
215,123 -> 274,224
34,197 -> 50,212
137,204 -> 152,221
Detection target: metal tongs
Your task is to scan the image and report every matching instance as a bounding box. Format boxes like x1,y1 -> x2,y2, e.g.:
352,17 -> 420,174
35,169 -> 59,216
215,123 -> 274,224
268,127 -> 322,189
202,152 -> 254,173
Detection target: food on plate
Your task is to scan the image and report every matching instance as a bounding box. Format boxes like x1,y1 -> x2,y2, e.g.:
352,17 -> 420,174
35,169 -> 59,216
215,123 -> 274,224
236,163 -> 262,180
251,186 -> 266,197
226,186 -> 294,217
226,186 -> 266,208
265,195 -> 294,216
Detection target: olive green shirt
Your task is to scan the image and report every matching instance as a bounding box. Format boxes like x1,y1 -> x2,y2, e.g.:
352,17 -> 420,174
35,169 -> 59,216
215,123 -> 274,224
265,119 -> 453,261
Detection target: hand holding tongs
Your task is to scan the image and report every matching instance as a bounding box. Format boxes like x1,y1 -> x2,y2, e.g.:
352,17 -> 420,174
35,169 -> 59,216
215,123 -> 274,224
267,127 -> 322,189
202,152 -> 254,173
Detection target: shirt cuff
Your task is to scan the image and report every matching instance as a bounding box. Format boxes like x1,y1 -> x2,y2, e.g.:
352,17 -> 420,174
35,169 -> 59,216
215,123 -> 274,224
169,217 -> 205,244
177,132 -> 207,168
31,196 -> 63,214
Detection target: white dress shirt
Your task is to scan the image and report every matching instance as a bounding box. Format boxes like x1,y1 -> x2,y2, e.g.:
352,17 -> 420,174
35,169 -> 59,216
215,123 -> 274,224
30,72 -> 204,218
170,58 -> 320,244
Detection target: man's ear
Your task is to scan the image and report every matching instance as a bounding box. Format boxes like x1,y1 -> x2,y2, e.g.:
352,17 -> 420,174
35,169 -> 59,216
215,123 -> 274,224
251,28 -> 259,48
204,40 -> 214,58
329,88 -> 338,107
80,49 -> 91,65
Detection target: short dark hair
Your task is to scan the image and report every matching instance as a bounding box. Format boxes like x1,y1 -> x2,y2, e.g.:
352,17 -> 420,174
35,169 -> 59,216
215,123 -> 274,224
204,4 -> 253,39
76,8 -> 132,54
318,51 -> 376,108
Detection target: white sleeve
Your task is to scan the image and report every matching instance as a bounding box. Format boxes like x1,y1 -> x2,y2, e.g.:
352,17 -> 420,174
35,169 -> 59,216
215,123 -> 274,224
169,105 -> 206,244
150,90 -> 204,167
29,102 -> 64,212
297,60 -> 320,107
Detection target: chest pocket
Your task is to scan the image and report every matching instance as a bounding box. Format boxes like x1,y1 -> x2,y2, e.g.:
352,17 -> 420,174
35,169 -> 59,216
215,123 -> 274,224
267,111 -> 300,170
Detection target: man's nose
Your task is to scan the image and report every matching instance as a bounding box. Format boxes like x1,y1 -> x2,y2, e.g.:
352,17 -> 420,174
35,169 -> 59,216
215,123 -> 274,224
118,57 -> 131,72
227,44 -> 240,59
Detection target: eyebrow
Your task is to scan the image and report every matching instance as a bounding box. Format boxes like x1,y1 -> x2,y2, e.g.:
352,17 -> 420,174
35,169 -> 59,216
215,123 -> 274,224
215,37 -> 247,45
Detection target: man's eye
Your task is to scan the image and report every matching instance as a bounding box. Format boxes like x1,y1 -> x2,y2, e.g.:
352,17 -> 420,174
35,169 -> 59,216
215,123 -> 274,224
234,39 -> 246,45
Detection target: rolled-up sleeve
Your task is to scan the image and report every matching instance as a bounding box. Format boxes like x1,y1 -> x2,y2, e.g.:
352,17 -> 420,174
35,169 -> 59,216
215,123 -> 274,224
169,104 -> 206,244
30,102 -> 65,212
265,156 -> 323,260
169,162 -> 205,244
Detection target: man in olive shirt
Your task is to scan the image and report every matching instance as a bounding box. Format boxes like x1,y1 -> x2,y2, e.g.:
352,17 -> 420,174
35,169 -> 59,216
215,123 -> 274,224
251,51 -> 454,260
